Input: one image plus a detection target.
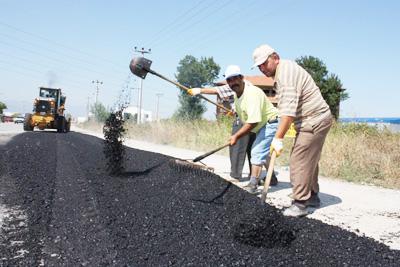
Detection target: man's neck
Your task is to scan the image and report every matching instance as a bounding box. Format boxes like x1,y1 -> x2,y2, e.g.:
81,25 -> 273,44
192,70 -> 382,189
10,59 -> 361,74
236,82 -> 245,98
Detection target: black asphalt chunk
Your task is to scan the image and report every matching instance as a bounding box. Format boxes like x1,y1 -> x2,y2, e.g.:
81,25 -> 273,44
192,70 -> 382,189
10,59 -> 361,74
103,110 -> 126,175
0,132 -> 399,266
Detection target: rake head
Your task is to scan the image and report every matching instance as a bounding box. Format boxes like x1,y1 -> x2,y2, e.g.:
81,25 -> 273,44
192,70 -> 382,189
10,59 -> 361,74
169,158 -> 214,176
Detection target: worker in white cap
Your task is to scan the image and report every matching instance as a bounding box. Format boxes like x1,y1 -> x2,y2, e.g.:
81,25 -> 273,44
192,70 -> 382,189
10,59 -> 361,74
188,68 -> 278,184
252,44 -> 333,217
193,65 -> 279,193
188,83 -> 257,182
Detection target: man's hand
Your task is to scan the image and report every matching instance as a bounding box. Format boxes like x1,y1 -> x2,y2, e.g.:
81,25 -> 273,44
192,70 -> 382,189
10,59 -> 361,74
226,110 -> 235,117
229,135 -> 239,146
187,88 -> 201,96
270,138 -> 283,157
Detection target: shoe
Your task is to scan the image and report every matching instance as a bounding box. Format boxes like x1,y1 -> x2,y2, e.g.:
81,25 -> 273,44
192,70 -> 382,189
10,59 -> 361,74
283,202 -> 308,217
244,177 -> 259,194
228,176 -> 240,182
304,193 -> 320,208
289,193 -> 320,208
259,172 -> 278,186
239,176 -> 250,182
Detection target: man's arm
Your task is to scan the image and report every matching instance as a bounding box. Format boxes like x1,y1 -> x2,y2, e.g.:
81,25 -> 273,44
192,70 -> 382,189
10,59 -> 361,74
275,115 -> 294,139
200,88 -> 218,94
187,87 -> 218,95
270,115 -> 294,157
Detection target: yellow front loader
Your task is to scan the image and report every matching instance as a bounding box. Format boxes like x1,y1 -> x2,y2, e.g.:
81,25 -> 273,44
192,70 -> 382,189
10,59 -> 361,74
24,87 -> 71,133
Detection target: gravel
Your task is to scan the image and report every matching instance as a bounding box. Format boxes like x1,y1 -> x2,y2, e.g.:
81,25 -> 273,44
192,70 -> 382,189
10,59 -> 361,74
0,131 -> 399,266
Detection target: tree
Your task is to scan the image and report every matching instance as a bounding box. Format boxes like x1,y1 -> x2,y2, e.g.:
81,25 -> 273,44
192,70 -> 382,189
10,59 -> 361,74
296,56 -> 348,119
91,102 -> 110,123
0,101 -> 7,114
174,55 -> 220,120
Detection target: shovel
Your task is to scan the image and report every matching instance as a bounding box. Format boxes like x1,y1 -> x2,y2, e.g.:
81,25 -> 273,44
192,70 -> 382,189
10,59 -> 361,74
260,151 -> 277,203
129,57 -> 233,114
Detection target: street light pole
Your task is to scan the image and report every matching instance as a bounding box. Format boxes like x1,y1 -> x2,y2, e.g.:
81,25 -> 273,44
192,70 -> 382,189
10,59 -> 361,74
155,93 -> 163,122
92,80 -> 103,105
87,96 -> 90,119
134,46 -> 151,123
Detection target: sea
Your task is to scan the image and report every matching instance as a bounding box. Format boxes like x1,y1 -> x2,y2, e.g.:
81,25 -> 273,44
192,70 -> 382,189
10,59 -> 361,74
339,117 -> 400,133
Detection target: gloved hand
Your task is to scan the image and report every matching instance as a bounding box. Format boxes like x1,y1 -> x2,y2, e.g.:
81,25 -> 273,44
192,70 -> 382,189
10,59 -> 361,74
270,138 -> 283,157
226,110 -> 235,117
187,88 -> 201,96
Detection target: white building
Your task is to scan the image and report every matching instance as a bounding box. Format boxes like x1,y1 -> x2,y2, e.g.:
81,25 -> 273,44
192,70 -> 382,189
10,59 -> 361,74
122,106 -> 152,123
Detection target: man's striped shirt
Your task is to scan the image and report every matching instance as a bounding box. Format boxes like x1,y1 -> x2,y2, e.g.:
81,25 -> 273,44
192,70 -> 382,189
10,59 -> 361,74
274,59 -> 331,130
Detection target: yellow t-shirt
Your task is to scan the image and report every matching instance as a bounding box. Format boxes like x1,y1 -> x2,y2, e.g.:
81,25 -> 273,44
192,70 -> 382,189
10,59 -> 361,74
234,80 -> 278,133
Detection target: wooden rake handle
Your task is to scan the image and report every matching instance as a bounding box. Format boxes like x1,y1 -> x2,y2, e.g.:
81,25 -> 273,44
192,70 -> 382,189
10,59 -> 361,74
193,142 -> 231,162
148,69 -> 233,114
260,151 -> 277,203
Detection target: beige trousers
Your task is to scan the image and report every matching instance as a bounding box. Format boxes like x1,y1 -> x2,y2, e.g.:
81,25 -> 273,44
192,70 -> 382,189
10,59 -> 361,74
290,115 -> 333,201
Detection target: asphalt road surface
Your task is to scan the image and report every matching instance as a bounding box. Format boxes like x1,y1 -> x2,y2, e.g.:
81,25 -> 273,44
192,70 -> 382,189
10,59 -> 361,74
1,123 -> 399,266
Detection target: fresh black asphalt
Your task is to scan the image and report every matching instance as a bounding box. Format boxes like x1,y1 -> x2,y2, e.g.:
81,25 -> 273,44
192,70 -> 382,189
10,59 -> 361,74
0,131 -> 399,266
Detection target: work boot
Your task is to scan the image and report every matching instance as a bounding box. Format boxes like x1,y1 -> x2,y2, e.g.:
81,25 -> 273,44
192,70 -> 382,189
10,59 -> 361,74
289,192 -> 321,208
239,175 -> 250,182
282,202 -> 308,217
259,171 -> 278,186
244,177 -> 259,194
304,193 -> 321,208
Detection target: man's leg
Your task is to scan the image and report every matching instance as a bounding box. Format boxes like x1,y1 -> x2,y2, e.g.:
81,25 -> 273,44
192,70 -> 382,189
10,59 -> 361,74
284,116 -> 332,216
229,118 -> 249,179
246,132 -> 256,173
290,116 -> 332,201
245,123 -> 276,193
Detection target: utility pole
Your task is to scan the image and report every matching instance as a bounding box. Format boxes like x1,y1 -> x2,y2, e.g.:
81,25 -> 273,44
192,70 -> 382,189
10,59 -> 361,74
134,46 -> 151,123
87,96 -> 90,119
155,93 -> 163,122
129,87 -> 140,107
92,80 -> 103,105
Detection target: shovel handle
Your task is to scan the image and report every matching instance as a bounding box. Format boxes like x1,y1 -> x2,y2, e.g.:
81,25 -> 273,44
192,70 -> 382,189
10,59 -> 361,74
148,69 -> 233,114
193,142 -> 230,162
260,151 -> 277,203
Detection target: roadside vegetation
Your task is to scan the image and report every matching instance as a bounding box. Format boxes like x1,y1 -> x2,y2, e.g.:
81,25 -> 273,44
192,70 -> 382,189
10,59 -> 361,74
80,119 -> 400,190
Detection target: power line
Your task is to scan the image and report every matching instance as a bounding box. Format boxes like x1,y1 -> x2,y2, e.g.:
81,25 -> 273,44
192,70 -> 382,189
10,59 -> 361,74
0,31 -> 125,74
171,0 -> 260,53
144,0 -> 206,48
0,38 -> 124,89
0,21 -> 125,71
148,0 -> 227,50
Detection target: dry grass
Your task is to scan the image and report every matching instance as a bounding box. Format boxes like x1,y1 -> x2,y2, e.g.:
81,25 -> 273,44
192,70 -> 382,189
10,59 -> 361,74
124,117 -> 233,155
320,122 -> 400,188
79,119 -> 400,189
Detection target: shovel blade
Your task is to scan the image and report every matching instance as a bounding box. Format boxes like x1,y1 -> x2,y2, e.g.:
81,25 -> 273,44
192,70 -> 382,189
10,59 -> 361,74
129,57 -> 152,79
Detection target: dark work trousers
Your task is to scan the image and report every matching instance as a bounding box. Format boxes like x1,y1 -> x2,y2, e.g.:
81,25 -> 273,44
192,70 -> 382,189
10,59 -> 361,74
229,117 -> 256,179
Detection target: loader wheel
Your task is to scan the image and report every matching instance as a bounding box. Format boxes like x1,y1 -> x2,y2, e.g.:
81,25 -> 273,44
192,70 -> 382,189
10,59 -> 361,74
23,113 -> 34,131
66,119 -> 71,133
57,116 -> 66,133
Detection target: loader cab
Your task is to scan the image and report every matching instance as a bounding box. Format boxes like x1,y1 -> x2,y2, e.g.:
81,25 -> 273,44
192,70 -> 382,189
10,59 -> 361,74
39,87 -> 60,100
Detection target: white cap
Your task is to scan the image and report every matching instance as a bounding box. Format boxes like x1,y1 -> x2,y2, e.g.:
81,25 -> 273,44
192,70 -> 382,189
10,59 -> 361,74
252,44 -> 275,68
224,65 -> 242,79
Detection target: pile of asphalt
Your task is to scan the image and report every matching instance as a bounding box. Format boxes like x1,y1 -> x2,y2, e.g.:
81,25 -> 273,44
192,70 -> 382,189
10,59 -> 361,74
0,132 -> 399,266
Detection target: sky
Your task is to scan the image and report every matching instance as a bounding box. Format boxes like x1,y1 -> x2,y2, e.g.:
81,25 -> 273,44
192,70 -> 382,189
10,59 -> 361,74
0,0 -> 399,119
